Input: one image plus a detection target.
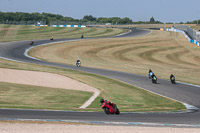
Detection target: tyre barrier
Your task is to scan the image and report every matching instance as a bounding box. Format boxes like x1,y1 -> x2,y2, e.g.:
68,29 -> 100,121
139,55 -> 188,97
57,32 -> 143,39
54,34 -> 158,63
35,24 -> 86,28
51,25 -> 86,28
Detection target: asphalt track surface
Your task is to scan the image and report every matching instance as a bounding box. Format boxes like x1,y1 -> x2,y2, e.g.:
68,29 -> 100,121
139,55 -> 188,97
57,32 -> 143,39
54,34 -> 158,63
0,29 -> 200,126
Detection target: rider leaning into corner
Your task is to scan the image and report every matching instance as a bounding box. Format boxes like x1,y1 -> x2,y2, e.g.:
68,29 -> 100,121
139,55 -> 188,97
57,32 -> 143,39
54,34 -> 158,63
100,98 -> 115,108
100,98 -> 120,114
148,69 -> 154,79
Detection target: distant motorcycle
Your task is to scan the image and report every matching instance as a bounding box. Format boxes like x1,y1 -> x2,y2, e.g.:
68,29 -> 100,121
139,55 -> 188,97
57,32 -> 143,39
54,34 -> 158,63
50,38 -> 53,40
100,99 -> 120,115
30,41 -> 34,45
76,60 -> 81,67
81,34 -> 84,39
148,69 -> 154,79
170,74 -> 176,84
152,74 -> 157,84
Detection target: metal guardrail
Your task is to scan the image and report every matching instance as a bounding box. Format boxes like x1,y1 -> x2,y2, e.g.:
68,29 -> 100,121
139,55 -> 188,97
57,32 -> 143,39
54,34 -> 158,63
174,25 -> 200,42
167,28 -> 200,47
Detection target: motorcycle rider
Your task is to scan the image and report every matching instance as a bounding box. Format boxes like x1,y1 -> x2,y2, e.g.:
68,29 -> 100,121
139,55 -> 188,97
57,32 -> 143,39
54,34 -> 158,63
30,40 -> 34,45
148,69 -> 154,79
170,74 -> 176,84
76,59 -> 81,66
50,36 -> 53,40
100,98 -> 119,114
100,98 -> 115,107
100,98 -> 104,105
81,34 -> 84,39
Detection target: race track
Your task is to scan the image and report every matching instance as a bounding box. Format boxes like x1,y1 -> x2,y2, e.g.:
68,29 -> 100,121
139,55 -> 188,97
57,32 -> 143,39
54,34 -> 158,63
0,29 -> 200,127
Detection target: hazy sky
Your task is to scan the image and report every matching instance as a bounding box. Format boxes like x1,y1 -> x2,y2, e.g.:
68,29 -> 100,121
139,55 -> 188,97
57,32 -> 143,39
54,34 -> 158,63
0,0 -> 199,23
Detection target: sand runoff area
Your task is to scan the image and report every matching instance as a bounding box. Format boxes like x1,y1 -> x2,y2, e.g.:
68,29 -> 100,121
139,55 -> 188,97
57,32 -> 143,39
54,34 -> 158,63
0,122 -> 200,133
0,68 -> 100,108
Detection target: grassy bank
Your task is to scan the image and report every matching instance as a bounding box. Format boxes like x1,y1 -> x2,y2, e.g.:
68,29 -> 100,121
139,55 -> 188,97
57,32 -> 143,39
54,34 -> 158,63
0,82 -> 91,110
0,59 -> 185,112
29,30 -> 200,85
0,24 -> 128,42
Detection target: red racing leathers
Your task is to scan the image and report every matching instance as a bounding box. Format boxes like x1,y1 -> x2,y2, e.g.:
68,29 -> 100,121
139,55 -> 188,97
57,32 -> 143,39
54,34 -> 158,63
101,100 -> 116,114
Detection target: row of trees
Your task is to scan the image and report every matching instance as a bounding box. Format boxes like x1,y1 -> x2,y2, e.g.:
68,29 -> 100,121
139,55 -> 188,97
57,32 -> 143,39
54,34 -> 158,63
0,12 -> 79,25
0,11 -> 163,25
185,19 -> 200,24
1,11 -> 199,25
82,15 -> 133,24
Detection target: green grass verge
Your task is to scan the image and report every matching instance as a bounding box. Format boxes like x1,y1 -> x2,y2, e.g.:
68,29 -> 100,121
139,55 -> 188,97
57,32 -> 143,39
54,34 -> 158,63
0,24 -> 128,42
0,59 -> 185,112
0,82 -> 91,110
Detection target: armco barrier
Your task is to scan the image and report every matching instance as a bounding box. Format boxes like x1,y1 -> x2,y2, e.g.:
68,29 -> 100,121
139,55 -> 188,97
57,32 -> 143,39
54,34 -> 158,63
167,28 -> 200,47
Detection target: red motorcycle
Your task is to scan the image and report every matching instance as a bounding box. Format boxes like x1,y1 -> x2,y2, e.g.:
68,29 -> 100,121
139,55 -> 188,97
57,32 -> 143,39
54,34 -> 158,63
30,41 -> 34,45
100,99 -> 120,115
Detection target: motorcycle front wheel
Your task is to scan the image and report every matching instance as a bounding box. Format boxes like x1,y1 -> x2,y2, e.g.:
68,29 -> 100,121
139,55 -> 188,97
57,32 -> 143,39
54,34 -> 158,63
115,108 -> 120,115
104,107 -> 110,114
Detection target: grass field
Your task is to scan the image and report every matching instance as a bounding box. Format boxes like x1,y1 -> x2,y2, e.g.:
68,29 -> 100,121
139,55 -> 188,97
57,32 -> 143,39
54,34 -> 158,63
0,24 -> 128,42
0,58 -> 184,112
0,82 -> 92,110
30,30 -> 200,85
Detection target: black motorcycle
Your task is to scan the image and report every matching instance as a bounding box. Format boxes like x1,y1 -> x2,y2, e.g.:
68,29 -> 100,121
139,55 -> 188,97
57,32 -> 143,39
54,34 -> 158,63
30,41 -> 34,45
76,61 -> 81,67
170,74 -> 176,84
152,75 -> 157,84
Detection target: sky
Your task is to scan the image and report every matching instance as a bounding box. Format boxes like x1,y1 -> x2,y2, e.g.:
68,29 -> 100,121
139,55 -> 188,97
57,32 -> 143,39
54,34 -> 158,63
0,0 -> 199,23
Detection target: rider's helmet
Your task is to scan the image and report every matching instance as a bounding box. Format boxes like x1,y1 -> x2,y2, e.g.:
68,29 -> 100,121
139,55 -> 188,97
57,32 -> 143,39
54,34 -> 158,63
100,98 -> 104,103
149,69 -> 152,73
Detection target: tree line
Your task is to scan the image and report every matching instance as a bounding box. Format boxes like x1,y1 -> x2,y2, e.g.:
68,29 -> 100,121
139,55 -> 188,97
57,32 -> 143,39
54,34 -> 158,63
2,11 -> 199,25
0,12 -> 79,25
184,20 -> 200,24
0,11 -> 164,25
